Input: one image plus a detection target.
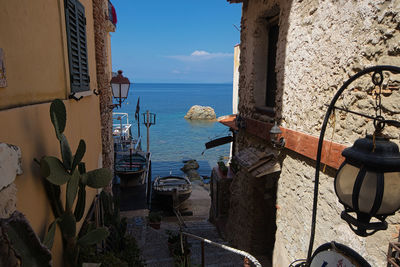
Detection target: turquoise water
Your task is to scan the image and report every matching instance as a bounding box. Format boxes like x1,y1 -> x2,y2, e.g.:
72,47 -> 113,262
116,83 -> 233,178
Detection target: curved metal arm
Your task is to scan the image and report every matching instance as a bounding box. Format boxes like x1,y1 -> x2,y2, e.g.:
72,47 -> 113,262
306,65 -> 400,264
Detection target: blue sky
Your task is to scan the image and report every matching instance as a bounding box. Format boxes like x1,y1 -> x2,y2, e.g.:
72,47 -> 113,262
110,1 -> 242,83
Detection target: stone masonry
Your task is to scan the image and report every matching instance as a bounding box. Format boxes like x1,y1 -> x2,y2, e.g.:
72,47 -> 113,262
93,0 -> 114,190
227,0 -> 400,266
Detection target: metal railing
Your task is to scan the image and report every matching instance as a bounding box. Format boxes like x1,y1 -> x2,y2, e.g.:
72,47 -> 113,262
181,231 -> 262,267
173,207 -> 261,267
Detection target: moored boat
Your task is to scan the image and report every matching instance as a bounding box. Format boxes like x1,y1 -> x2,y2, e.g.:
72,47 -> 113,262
115,151 -> 147,179
152,176 -> 192,207
113,112 -> 149,187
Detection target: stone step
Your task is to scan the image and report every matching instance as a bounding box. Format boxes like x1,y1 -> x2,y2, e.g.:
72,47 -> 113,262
127,216 -> 254,267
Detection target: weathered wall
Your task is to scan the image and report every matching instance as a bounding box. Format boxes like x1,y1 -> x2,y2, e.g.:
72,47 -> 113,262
93,0 -> 115,180
0,0 -> 106,266
232,0 -> 400,266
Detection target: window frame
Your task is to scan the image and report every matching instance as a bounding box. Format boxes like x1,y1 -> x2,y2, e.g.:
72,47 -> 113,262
254,15 -> 279,117
64,0 -> 90,94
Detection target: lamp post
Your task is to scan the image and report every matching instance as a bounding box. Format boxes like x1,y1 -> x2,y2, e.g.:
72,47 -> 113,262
305,65 -> 400,264
142,111 -> 156,153
110,70 -> 130,108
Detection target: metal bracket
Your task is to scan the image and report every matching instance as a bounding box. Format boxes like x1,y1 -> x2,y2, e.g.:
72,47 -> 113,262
69,92 -> 83,102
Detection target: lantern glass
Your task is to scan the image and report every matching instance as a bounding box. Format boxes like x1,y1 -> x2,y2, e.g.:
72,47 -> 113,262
336,163 -> 400,216
120,83 -> 130,98
335,163 -> 358,208
111,83 -> 120,97
379,172 -> 400,214
357,171 -> 378,213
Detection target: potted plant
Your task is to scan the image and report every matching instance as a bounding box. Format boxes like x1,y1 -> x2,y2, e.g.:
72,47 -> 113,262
217,156 -> 228,176
171,235 -> 191,267
166,230 -> 180,255
147,211 -> 162,229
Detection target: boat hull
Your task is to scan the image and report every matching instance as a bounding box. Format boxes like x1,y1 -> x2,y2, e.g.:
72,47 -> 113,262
115,152 -> 147,187
152,176 -> 192,208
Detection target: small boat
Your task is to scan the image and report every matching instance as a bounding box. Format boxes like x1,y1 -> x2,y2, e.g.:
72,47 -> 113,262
115,152 -> 147,180
113,112 -> 148,187
152,176 -> 192,207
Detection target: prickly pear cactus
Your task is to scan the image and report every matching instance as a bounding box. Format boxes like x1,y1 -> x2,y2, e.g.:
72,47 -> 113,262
39,99 -> 111,266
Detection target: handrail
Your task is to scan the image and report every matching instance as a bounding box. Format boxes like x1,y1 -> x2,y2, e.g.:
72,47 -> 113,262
180,231 -> 262,267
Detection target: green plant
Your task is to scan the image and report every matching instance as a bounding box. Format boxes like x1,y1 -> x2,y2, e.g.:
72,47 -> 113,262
100,252 -> 128,267
171,235 -> 191,267
40,99 -> 112,266
217,158 -> 228,175
100,191 -> 127,253
147,211 -> 162,223
166,230 -> 180,244
79,192 -> 146,267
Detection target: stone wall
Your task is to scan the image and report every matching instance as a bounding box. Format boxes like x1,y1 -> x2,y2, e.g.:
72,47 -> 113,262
231,0 -> 400,266
93,0 -> 114,189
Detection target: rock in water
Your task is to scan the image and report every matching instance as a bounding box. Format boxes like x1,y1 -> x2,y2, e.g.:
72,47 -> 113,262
184,105 -> 216,120
181,160 -> 201,181
181,159 -> 199,172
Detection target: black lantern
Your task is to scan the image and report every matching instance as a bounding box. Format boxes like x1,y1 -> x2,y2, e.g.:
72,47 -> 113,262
270,121 -> 285,149
335,135 -> 400,236
303,66 -> 400,264
110,70 -> 130,108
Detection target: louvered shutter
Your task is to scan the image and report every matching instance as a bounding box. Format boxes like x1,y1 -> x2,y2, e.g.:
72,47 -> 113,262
65,0 -> 90,93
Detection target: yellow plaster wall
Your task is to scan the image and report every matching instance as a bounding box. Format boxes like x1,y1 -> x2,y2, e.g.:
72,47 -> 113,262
0,0 -> 98,110
0,0 -> 104,266
0,97 -> 102,267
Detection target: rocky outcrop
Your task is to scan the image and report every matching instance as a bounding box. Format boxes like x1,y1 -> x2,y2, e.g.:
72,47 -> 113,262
181,159 -> 199,172
181,159 -> 201,181
184,105 -> 216,120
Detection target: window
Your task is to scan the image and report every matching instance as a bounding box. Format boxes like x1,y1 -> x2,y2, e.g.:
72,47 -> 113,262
65,0 -> 90,93
265,21 -> 279,108
253,14 -> 279,116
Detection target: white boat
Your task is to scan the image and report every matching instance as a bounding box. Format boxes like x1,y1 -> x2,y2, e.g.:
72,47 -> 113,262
152,176 -> 192,207
113,112 -> 148,187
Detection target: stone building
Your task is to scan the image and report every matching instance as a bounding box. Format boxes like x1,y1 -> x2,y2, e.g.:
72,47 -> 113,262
0,0 -> 116,265
222,0 -> 400,266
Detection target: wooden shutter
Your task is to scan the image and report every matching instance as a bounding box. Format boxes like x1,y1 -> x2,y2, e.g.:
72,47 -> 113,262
65,0 -> 90,93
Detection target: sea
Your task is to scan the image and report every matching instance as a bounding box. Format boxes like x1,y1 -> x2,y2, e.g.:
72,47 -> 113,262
115,83 -> 233,179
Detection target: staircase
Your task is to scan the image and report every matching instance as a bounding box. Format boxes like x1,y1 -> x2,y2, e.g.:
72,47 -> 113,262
127,217 -> 246,267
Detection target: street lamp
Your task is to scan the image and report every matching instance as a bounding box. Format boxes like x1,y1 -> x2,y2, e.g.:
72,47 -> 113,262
304,65 -> 400,264
335,134 -> 400,236
270,121 -> 285,149
110,70 -> 130,108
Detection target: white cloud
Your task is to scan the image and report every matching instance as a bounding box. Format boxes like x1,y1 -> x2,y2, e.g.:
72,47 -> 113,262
171,70 -> 181,74
166,50 -> 233,61
191,50 -> 210,56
